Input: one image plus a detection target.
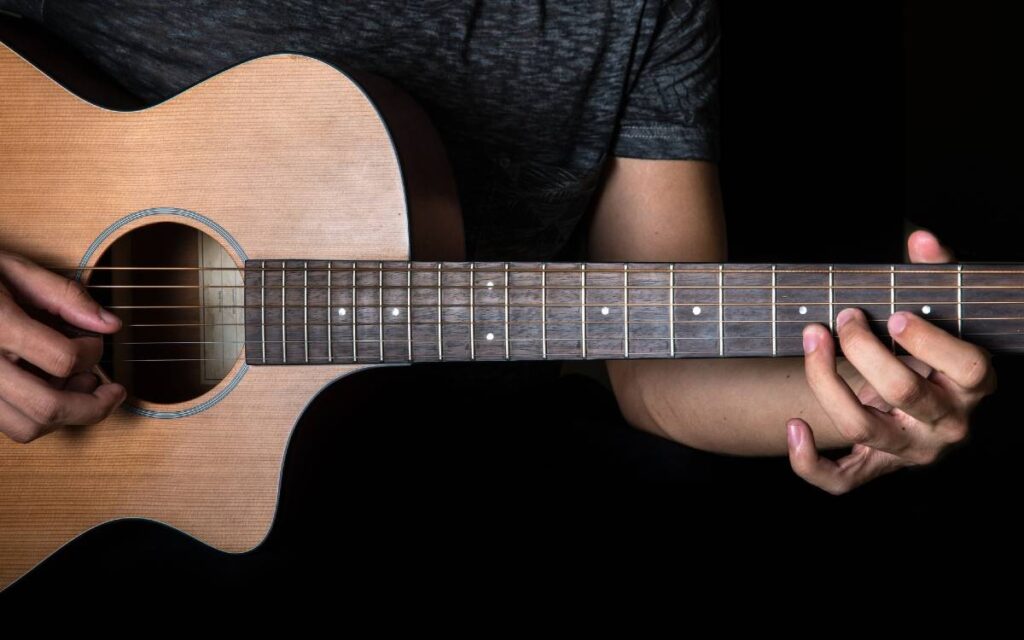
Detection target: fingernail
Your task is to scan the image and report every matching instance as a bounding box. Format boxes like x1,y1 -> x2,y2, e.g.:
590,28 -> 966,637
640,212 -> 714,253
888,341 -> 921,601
787,422 -> 803,449
836,308 -> 856,329
99,308 -> 119,325
802,328 -> 818,354
889,312 -> 908,336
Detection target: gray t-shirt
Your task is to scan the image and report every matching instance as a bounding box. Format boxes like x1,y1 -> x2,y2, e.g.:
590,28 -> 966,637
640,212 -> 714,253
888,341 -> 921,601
2,0 -> 719,260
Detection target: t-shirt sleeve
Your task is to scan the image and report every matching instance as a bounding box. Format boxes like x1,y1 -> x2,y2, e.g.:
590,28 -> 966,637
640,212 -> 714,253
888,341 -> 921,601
612,0 -> 720,162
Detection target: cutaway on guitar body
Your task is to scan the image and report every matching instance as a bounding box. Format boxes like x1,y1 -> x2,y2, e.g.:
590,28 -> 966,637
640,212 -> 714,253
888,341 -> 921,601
0,39 -> 463,591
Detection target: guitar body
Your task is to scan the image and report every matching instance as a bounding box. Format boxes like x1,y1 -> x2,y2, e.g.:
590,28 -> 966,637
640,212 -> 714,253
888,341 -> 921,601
0,42 -> 463,589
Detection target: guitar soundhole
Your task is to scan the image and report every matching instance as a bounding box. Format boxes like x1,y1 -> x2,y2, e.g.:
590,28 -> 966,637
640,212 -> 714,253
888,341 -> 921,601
90,222 -> 244,404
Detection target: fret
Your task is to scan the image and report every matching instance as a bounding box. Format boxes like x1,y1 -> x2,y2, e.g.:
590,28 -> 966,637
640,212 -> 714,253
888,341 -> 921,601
303,262 -> 309,363
406,263 -> 413,362
774,265 -> 830,356
771,264 -> 777,356
469,262 -> 476,360
437,262 -> 444,360
669,264 -> 719,357
407,261 -> 443,361
669,264 -> 676,358
957,264 -> 963,338
832,265 -> 895,351
537,263 -> 583,359
504,262 -> 511,360
828,265 -> 834,334
466,263 -> 505,360
894,264 -> 960,343
541,263 -> 547,360
438,262 -> 471,360
351,262 -> 357,362
623,264 -> 630,358
378,262 -> 384,362
717,264 -> 724,356
507,263 -> 545,360
580,263 -> 587,358
722,264 -> 773,356
281,262 -> 286,363
580,263 -> 625,358
623,264 -> 671,357
890,264 -> 896,353
260,260 -> 266,363
326,262 -> 332,363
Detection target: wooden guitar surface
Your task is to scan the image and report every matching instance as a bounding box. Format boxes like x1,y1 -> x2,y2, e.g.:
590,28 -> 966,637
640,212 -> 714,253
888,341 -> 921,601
0,42 -> 445,589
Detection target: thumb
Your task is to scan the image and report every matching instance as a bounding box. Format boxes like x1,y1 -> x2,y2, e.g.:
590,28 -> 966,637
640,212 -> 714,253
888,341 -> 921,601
907,229 -> 955,264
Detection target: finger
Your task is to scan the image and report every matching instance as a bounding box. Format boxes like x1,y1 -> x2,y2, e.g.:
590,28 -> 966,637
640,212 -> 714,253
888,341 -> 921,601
888,311 -> 996,394
907,229 -> 955,264
62,372 -> 101,394
0,252 -> 120,333
787,419 -> 905,495
0,287 -> 104,378
0,357 -> 125,427
803,323 -> 910,452
836,308 -> 950,424
0,396 -> 52,444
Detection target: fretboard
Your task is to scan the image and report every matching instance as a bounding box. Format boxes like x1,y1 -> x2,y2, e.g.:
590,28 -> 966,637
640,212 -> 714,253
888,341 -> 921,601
241,261 -> 1024,365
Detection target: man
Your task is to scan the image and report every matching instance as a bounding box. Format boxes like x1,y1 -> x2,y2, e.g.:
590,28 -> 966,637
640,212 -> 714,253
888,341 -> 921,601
0,0 -> 994,501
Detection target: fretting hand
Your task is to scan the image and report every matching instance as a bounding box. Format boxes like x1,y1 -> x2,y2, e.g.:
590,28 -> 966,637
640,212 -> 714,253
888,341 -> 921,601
786,230 -> 997,494
0,251 -> 126,443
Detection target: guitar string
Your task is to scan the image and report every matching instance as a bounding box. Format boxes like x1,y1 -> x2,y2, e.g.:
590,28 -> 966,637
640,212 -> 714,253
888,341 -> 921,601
111,314 -> 1024,331
95,335 -> 1024,365
47,265 -> 1024,275
97,300 -> 1024,310
81,283 -> 1024,291
104,327 -> 1024,347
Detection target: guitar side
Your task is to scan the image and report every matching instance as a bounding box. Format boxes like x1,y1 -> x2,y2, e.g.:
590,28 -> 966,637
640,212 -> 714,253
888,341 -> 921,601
0,41 -> 462,590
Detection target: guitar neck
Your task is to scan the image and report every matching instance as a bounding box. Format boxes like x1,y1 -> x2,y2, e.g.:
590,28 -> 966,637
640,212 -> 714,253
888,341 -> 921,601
241,260 -> 1024,365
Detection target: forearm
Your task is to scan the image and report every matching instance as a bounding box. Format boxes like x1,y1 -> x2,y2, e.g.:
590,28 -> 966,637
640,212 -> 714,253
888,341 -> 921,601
607,357 -> 861,455
586,157 -> 855,455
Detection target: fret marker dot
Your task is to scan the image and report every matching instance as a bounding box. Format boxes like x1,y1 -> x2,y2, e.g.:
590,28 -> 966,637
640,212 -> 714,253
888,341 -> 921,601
922,305 -> 932,315
692,306 -> 702,316
601,306 -> 610,316
392,308 -> 400,317
799,306 -> 808,315
486,332 -> 495,341
338,308 -> 346,317
486,281 -> 494,289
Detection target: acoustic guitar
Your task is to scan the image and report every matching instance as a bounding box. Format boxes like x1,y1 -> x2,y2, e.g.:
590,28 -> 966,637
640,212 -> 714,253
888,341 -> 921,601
0,41 -> 1019,591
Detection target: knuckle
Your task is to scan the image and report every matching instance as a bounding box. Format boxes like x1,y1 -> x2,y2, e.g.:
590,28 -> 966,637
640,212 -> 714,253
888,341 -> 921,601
7,427 -> 35,444
0,251 -> 27,269
888,376 -> 927,408
960,350 -> 992,390
840,416 -> 874,445
911,448 -> 940,466
50,344 -> 79,378
8,422 -> 48,444
0,288 -> 15,320
942,419 -> 969,445
825,479 -> 851,496
62,277 -> 90,304
905,329 -> 929,356
25,394 -> 63,426
838,329 -> 869,356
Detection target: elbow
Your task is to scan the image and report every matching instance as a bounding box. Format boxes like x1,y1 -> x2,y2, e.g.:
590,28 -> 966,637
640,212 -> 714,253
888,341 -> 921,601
606,360 -> 671,439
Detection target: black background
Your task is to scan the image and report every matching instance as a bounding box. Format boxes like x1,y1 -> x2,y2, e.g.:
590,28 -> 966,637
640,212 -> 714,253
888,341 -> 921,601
7,0 -> 1024,600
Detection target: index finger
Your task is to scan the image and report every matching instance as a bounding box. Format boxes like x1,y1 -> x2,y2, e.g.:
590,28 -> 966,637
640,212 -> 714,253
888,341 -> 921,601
0,252 -> 120,333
